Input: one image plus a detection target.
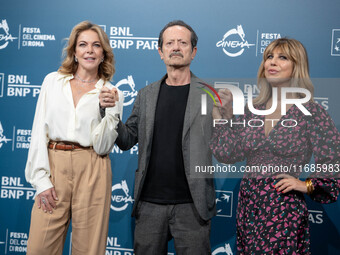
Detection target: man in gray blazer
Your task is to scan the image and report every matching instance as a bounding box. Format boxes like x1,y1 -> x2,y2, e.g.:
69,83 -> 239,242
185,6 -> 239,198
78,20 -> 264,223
100,20 -> 216,255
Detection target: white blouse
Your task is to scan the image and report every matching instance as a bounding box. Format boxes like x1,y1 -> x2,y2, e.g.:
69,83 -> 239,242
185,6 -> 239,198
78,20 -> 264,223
25,71 -> 123,195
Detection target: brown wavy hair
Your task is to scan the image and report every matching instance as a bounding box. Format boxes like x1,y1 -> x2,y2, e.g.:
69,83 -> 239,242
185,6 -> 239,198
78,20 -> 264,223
59,21 -> 115,82
254,38 -> 314,105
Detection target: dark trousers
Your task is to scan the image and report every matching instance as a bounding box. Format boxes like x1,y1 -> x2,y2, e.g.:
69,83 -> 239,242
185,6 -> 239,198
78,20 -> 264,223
134,201 -> 211,255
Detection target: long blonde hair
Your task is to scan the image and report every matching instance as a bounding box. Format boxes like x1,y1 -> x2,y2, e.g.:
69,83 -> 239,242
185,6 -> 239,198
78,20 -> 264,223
58,21 -> 115,82
254,38 -> 314,105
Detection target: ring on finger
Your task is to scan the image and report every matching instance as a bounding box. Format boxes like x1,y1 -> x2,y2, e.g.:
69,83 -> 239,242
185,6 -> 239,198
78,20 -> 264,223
41,197 -> 47,205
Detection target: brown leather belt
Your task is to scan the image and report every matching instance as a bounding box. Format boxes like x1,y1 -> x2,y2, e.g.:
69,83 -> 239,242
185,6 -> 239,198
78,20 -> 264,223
48,141 -> 92,150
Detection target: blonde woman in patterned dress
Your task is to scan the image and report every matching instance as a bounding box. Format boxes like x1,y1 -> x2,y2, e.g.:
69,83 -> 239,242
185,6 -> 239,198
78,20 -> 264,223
210,38 -> 340,254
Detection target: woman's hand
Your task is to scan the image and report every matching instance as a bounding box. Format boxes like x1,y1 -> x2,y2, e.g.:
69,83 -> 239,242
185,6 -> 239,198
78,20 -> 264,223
99,87 -> 119,108
212,89 -> 233,120
37,187 -> 58,214
274,174 -> 308,194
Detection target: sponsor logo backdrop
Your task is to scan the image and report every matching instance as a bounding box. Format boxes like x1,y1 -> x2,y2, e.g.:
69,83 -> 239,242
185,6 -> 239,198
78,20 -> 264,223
1,0 -> 340,254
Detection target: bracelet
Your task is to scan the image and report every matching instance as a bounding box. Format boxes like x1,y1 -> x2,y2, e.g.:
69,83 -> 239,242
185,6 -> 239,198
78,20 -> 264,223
305,179 -> 314,195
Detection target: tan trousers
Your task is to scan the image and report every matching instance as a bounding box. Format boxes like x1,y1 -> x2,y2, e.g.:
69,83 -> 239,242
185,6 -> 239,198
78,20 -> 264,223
27,148 -> 112,255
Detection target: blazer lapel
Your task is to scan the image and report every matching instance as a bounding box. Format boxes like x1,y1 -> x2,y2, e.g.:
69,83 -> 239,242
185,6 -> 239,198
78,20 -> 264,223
145,75 -> 165,148
182,73 -> 204,142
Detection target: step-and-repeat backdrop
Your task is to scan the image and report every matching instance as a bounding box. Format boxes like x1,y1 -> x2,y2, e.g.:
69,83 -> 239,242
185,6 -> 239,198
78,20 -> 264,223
1,0 -> 339,254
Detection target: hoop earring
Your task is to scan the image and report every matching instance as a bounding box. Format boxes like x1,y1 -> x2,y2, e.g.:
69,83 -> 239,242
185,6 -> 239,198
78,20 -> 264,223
75,56 -> 78,62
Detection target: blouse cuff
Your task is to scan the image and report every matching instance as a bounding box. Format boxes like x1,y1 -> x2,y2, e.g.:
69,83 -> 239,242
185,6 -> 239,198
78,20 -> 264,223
35,177 -> 53,195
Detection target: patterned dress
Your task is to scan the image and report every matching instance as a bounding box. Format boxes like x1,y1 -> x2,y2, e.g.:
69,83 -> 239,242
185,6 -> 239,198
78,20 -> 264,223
210,102 -> 340,254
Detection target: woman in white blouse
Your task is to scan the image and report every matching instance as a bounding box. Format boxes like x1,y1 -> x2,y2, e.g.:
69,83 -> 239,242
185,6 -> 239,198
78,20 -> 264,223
25,21 -> 123,255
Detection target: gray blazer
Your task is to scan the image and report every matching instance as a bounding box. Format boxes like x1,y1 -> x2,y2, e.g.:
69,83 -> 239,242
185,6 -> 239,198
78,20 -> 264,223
116,72 -> 216,221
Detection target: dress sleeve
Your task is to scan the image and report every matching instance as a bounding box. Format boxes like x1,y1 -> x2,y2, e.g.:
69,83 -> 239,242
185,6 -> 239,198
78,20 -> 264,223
91,89 -> 124,155
307,103 -> 340,203
209,114 -> 247,164
25,74 -> 53,195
